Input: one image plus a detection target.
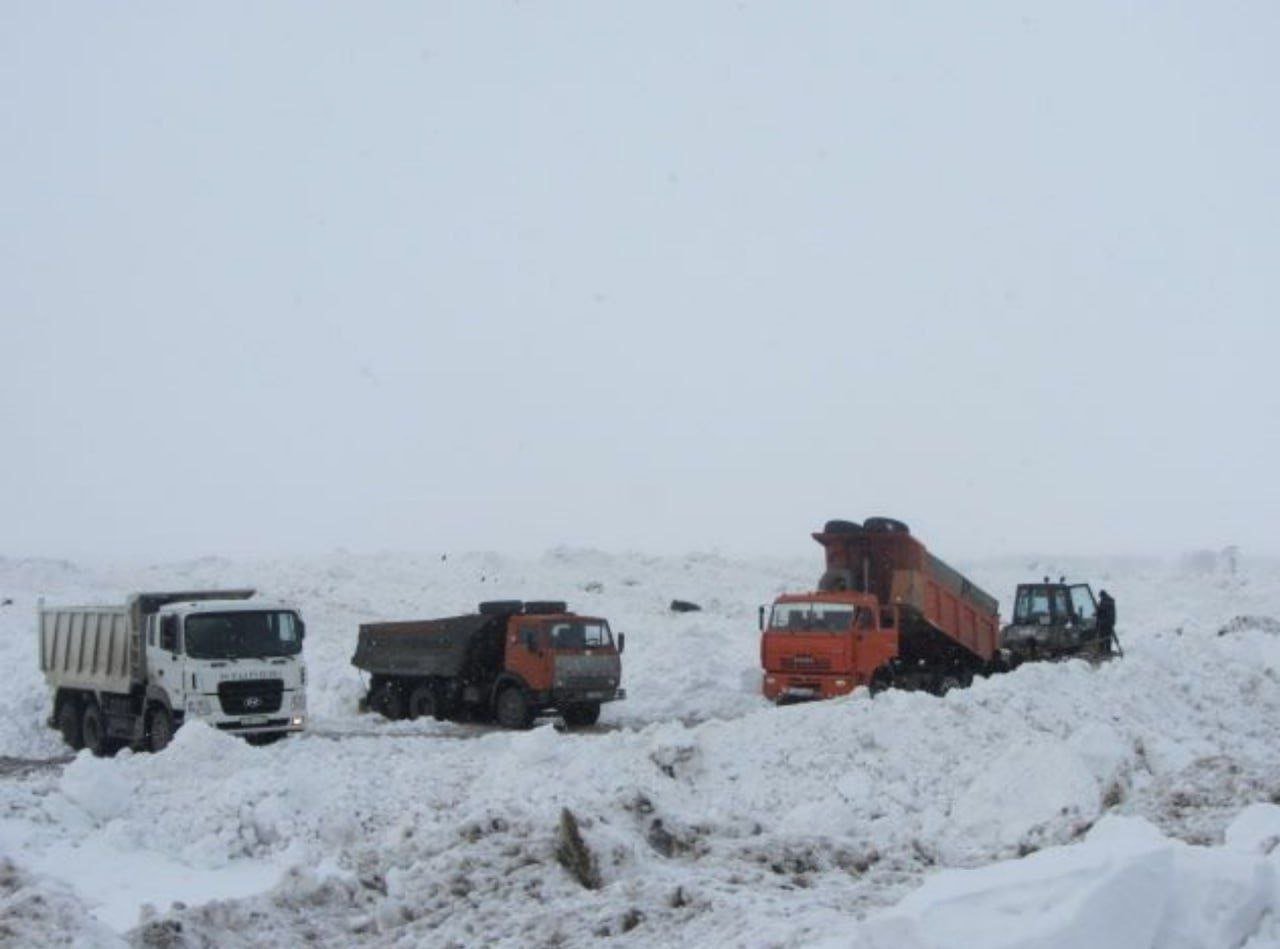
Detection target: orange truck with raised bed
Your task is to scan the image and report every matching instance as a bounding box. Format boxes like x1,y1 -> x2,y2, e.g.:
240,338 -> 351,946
760,518 -> 1001,701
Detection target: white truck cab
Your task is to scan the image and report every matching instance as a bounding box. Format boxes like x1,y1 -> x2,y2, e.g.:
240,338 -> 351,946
145,598 -> 307,742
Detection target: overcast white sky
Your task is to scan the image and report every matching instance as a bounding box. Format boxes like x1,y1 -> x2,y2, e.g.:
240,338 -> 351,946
2,3 -> 1277,563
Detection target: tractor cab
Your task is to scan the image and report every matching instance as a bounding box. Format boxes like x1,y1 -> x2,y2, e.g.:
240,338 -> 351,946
1000,578 -> 1110,665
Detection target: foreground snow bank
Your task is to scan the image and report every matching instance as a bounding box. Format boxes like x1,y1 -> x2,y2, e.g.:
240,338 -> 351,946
833,807 -> 1280,949
0,858 -> 123,948
1,550 -> 1278,945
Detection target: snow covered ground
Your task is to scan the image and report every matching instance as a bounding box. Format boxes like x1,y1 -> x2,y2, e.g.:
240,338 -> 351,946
1,548 -> 1278,946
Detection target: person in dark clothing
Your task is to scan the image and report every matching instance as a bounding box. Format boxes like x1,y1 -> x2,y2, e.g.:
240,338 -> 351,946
1096,590 -> 1116,655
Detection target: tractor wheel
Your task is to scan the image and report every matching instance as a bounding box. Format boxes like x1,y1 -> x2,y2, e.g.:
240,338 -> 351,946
494,687 -> 533,730
147,706 -> 174,753
57,698 -> 84,750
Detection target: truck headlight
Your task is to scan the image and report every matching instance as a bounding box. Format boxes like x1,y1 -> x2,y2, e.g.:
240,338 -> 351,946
186,698 -> 213,716
290,692 -> 307,711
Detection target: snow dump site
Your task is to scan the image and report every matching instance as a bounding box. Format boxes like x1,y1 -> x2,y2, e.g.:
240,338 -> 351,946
2,550 -> 1279,948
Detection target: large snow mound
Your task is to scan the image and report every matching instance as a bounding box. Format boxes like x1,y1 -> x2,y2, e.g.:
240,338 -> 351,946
0,550 -> 1277,944
831,809 -> 1280,949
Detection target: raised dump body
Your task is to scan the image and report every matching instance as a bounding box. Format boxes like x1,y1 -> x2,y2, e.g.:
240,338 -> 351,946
813,522 -> 999,664
761,518 -> 1001,701
353,600 -> 625,728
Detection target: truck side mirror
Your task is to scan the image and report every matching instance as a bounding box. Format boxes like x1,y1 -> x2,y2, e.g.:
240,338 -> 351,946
617,632 -> 625,653
758,606 -> 765,631
297,620 -> 306,641
521,628 -> 540,654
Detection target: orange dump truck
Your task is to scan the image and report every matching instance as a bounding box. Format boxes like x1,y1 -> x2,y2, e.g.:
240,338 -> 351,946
760,518 -> 1001,701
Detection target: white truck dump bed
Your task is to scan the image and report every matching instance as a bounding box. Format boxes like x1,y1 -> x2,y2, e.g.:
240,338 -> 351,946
40,606 -> 138,694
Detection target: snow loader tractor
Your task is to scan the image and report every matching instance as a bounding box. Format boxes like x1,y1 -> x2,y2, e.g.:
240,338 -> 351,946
999,579 -> 1120,667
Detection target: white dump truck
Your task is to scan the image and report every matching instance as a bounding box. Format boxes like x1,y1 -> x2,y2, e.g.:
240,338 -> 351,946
39,589 -> 307,754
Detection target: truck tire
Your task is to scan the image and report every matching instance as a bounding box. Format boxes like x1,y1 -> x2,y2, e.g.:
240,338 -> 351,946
381,682 -> 407,721
869,666 -> 894,695
864,517 -> 910,534
81,703 -> 109,757
524,600 -> 568,615
57,698 -> 84,750
147,706 -> 174,753
933,673 -> 967,696
562,703 -> 601,727
479,600 -> 524,616
823,519 -> 863,534
407,685 -> 436,721
494,686 -> 533,730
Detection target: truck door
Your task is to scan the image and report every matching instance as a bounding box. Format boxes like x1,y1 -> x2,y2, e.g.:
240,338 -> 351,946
506,619 -> 554,692
148,614 -> 187,706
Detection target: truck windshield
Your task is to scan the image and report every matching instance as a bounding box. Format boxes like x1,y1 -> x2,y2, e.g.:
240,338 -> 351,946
184,611 -> 303,660
549,621 -> 612,649
770,602 -> 855,633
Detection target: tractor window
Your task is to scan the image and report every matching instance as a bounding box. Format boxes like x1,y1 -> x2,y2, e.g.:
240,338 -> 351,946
1070,586 -> 1097,623
1014,588 -> 1052,625
1053,588 -> 1071,622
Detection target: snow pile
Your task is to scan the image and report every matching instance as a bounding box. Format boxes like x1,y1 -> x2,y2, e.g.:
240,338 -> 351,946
0,858 -> 123,948
834,807 -> 1280,949
0,550 -> 1278,944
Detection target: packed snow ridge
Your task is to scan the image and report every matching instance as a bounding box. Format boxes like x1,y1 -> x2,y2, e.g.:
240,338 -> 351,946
1,549 -> 1278,947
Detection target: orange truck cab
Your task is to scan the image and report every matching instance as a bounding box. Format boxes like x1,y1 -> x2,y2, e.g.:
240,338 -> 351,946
761,518 -> 1001,701
761,591 -> 900,701
353,600 -> 626,728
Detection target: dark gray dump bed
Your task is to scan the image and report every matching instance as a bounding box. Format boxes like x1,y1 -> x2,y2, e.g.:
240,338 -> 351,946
352,614 -> 504,678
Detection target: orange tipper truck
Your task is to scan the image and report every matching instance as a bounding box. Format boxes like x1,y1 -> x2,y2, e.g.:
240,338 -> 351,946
761,518 -> 1001,701
352,600 -> 625,728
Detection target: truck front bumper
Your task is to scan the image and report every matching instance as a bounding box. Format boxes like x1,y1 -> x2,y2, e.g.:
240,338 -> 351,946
546,687 -> 626,706
210,715 -> 306,735
762,673 -> 860,703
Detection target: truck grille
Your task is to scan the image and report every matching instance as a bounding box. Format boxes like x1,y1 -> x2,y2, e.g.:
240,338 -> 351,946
780,655 -> 832,672
218,679 -> 284,715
